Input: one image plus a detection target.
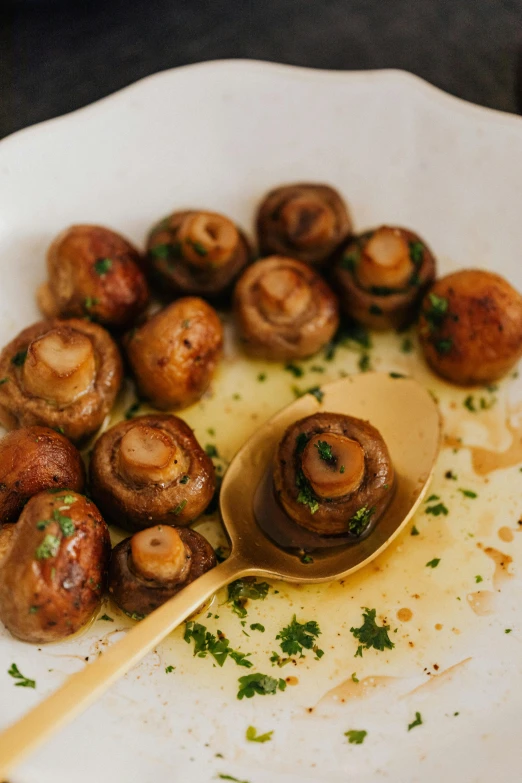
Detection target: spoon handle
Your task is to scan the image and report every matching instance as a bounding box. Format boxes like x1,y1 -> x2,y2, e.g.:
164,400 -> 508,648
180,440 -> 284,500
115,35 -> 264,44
0,554 -> 250,780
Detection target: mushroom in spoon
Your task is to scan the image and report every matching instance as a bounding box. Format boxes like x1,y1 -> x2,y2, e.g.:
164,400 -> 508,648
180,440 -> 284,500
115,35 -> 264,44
0,373 -> 440,779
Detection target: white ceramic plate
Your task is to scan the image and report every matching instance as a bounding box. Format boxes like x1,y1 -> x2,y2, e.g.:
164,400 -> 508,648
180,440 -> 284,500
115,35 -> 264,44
1,61 -> 522,783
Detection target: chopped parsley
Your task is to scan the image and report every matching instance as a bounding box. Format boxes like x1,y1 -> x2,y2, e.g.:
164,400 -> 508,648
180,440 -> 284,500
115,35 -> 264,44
411,525 -> 420,536
295,432 -> 309,454
245,726 -> 273,743
458,488 -> 477,498
284,363 -> 304,378
276,615 -> 323,659
11,350 -> 27,367
445,470 -> 458,480
8,663 -> 36,688
434,338 -> 453,355
307,386 -> 324,403
84,296 -> 99,310
351,672 -> 359,683
183,622 -> 252,668
227,579 -> 270,618
35,534 -> 61,560
505,629 -> 512,634
464,394 -> 497,412
340,250 -> 359,271
358,353 -> 372,372
345,729 -> 367,745
150,242 -> 182,261
52,509 -> 75,537
475,575 -> 483,583
186,238 -> 208,256
170,499 -> 187,516
400,336 -> 414,353
0,377 -> 8,385
250,623 -> 265,632
257,372 -> 266,382
165,665 -> 175,673
296,471 -> 319,514
408,712 -> 423,731
205,444 -> 219,458
389,372 -> 406,379
350,608 -> 395,657
426,558 -> 441,568
348,506 -> 375,536
94,257 -> 113,275
179,475 -> 190,485
409,241 -> 424,265
217,776 -> 249,783
300,553 -> 314,564
425,502 -> 448,516
237,673 -> 286,700
315,439 -> 333,462
99,614 -> 114,622
323,321 -> 371,361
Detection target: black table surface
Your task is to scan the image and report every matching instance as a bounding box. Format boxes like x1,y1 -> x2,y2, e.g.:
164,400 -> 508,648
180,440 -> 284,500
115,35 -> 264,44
1,0 -> 522,141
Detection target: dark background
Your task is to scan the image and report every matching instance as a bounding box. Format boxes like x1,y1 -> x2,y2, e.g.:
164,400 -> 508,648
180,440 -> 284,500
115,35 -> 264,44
1,0 -> 522,140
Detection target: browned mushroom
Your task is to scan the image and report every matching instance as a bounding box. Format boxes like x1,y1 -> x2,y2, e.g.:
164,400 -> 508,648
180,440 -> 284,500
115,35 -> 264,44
256,183 -> 352,266
418,269 -> 522,385
0,524 -> 15,563
38,225 -> 149,329
108,525 -> 216,617
0,318 -> 123,444
233,256 -> 339,360
331,226 -> 436,330
125,297 -> 223,410
0,490 -> 110,643
146,210 -> 252,299
272,412 -> 394,539
90,414 -> 215,531
0,426 -> 85,524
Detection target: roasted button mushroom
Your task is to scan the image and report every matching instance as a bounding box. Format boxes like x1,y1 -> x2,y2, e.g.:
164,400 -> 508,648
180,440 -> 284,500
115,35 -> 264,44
0,490 -> 110,643
146,210 -> 251,299
125,297 -> 223,410
0,318 -> 123,444
418,269 -> 522,385
332,226 -> 436,330
233,256 -> 339,360
0,426 -> 85,524
108,525 -> 216,617
38,225 -> 149,329
0,524 -> 15,563
90,414 -> 215,531
256,183 -> 352,266
273,412 -> 394,538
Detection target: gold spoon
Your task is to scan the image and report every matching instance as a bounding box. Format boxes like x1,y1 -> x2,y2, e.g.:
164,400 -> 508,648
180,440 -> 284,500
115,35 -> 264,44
0,372 -> 440,779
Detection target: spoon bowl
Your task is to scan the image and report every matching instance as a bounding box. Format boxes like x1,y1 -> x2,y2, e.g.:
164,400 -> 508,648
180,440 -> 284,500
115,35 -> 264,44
0,372 -> 440,780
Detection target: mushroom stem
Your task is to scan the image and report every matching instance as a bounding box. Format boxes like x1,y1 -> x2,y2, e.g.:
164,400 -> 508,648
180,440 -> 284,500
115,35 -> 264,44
118,423 -> 189,486
280,195 -> 336,248
22,327 -> 96,405
355,227 -> 413,290
178,212 -> 239,268
130,526 -> 190,583
257,267 -> 311,323
0,523 -> 16,564
301,433 -> 365,498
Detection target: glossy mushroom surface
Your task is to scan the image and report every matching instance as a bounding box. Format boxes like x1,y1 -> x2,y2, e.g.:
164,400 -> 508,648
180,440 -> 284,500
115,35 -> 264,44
0,426 -> 85,524
257,183 -> 352,266
0,490 -> 110,643
233,256 -> 339,360
38,225 -> 149,329
332,226 -> 436,330
90,414 -> 215,531
272,412 -> 395,538
146,210 -> 251,299
418,269 -> 522,385
108,525 -> 216,617
125,297 -> 223,410
0,318 -> 123,444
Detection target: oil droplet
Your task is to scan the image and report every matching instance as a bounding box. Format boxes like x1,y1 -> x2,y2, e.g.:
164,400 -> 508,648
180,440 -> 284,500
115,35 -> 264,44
397,608 -> 413,622
435,623 -> 443,630
498,527 -> 514,543
480,546 -> 514,587
445,417 -> 522,476
286,676 -> 299,686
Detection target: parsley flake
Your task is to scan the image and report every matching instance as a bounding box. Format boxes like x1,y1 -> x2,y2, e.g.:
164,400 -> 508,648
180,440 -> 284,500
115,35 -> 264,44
458,488 -> 477,498
426,558 -> 441,568
345,729 -> 367,745
11,350 -> 27,367
245,726 -> 273,743
183,622 -> 252,668
425,502 -> 448,516
227,579 -> 269,618
276,615 -> 323,659
350,608 -> 395,656
315,439 -> 333,462
35,534 -> 61,560
170,499 -> 187,516
348,506 -> 375,536
8,663 -> 36,689
237,673 -> 286,700
296,471 -> 319,514
408,712 -> 423,731
94,257 -> 113,275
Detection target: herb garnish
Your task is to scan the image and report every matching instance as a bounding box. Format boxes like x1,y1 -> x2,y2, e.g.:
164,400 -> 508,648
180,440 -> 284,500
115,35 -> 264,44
425,502 -> 448,516
0,377 -> 8,385
183,622 -> 252,668
400,336 -> 413,353
458,488 -> 477,498
409,241 -> 424,265
217,776 -> 250,783
411,525 -> 420,536
345,729 -> 367,745
358,353 -> 372,372
340,250 -> 359,271
315,440 -> 333,462
250,623 -> 265,632
426,558 -> 441,568
11,350 -> 27,366
8,663 -> 36,688
464,394 -> 496,412
296,471 -> 319,514
276,615 -> 323,659
284,363 -> 304,378
245,726 -> 273,743
99,614 -> 114,622
323,321 -> 371,361
170,499 -> 187,516
350,608 -> 395,657
186,238 -> 208,256
52,509 -> 75,537
237,673 -> 286,700
227,579 -> 270,618
125,401 -> 141,419
84,296 -> 99,310
408,712 -> 423,731
434,338 -> 453,355
475,575 -> 483,583
257,372 -> 266,382
165,665 -> 175,673
179,475 -> 190,485
94,258 -> 113,275
149,242 -> 182,261
205,444 -> 219,458
300,553 -> 314,564
348,506 -> 375,536
35,534 -> 61,560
